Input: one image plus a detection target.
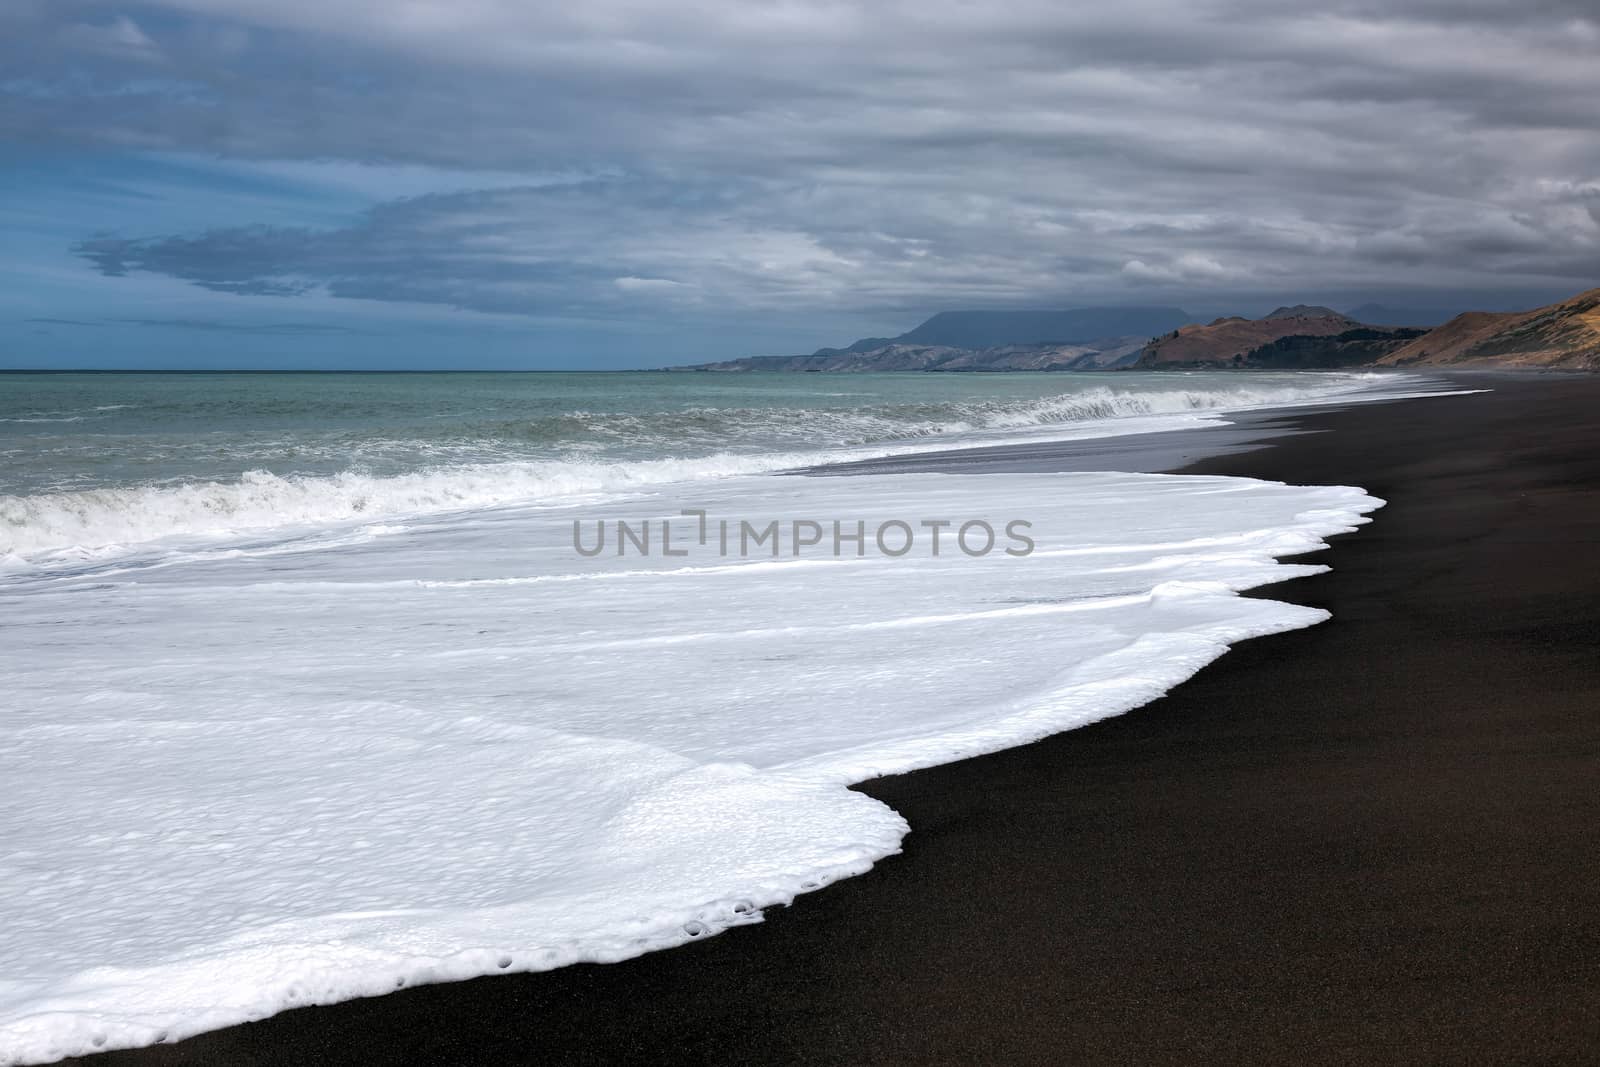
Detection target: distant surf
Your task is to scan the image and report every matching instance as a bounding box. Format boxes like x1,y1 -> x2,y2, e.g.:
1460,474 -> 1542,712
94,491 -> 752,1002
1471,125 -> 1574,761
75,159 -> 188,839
1,371 -> 1438,569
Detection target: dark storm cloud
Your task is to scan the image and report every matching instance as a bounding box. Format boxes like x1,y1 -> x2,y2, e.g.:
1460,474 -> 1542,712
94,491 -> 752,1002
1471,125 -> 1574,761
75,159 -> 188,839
78,229 -> 320,294
17,0 -> 1600,317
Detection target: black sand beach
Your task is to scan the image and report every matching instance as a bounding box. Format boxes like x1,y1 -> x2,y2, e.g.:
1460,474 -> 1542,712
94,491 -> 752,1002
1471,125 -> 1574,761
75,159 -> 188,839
81,374 -> 1600,1065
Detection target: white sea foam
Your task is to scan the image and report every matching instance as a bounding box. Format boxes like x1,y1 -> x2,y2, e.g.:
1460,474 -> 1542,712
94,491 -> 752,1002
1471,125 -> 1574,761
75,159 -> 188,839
0,468 -> 1382,1063
0,374 -> 1429,569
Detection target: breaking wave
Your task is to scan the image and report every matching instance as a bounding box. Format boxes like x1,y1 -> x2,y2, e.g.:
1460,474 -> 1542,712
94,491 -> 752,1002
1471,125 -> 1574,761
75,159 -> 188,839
1,377 -> 1404,566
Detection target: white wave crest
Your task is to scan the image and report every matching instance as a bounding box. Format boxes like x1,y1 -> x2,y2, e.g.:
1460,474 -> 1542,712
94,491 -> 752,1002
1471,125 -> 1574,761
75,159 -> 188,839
1,376 -> 1416,567
0,455 -> 800,566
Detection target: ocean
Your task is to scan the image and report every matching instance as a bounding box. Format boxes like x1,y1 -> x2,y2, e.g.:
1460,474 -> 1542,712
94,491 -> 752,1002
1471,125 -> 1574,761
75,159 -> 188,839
4,370 -> 1420,566
1,370 -> 1441,1061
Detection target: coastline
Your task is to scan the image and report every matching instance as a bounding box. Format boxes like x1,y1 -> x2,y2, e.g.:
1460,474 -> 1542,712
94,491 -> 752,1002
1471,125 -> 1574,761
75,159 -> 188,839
74,374 -> 1600,1064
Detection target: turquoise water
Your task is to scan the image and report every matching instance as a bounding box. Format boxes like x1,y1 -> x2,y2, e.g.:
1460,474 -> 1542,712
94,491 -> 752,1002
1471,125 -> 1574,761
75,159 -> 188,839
1,370 -> 1385,494
0,370 -> 1404,565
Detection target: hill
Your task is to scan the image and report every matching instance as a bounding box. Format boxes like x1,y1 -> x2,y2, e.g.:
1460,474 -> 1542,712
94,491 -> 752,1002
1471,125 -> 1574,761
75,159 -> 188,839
673,288 -> 1600,373
1136,307 -> 1369,367
1377,288 -> 1600,370
1242,327 -> 1429,369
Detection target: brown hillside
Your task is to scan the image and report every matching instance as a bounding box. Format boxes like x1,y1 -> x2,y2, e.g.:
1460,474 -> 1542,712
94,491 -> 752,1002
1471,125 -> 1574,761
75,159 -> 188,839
1138,306 -> 1360,367
1379,288 -> 1600,370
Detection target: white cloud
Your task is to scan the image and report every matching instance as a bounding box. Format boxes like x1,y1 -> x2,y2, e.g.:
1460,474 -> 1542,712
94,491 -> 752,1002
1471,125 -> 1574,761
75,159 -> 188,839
61,15 -> 162,62
1121,254 -> 1240,285
613,276 -> 691,293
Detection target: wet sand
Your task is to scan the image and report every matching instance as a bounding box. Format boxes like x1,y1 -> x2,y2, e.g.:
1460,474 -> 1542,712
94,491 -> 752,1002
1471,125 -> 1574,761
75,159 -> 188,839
81,374 -> 1600,1065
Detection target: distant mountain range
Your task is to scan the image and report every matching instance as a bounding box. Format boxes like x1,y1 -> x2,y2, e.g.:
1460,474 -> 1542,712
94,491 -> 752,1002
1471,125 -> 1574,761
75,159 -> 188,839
679,307 -> 1190,372
880,308 -> 1192,348
674,287 -> 1600,372
686,336 -> 1155,373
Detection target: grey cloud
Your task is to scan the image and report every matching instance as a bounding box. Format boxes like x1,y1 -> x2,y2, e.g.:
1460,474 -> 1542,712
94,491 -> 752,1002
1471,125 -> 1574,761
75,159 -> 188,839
78,228 -> 319,294
59,14 -> 163,63
18,0 -> 1600,318
73,169 -> 1600,324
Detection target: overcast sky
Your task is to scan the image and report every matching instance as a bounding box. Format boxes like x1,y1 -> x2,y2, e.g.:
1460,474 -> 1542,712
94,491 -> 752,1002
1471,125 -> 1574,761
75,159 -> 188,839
3,0 -> 1598,368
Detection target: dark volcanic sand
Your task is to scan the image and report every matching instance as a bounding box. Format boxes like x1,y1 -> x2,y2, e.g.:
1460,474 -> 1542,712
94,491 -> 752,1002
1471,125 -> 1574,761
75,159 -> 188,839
80,375 -> 1600,1065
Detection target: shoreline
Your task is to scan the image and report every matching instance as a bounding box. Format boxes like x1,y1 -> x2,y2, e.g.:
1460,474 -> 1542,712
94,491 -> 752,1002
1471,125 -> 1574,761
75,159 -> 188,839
73,374 -> 1600,1064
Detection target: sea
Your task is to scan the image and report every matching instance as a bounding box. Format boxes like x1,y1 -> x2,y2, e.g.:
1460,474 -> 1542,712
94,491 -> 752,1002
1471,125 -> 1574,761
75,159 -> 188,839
0,370 -> 1447,1061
